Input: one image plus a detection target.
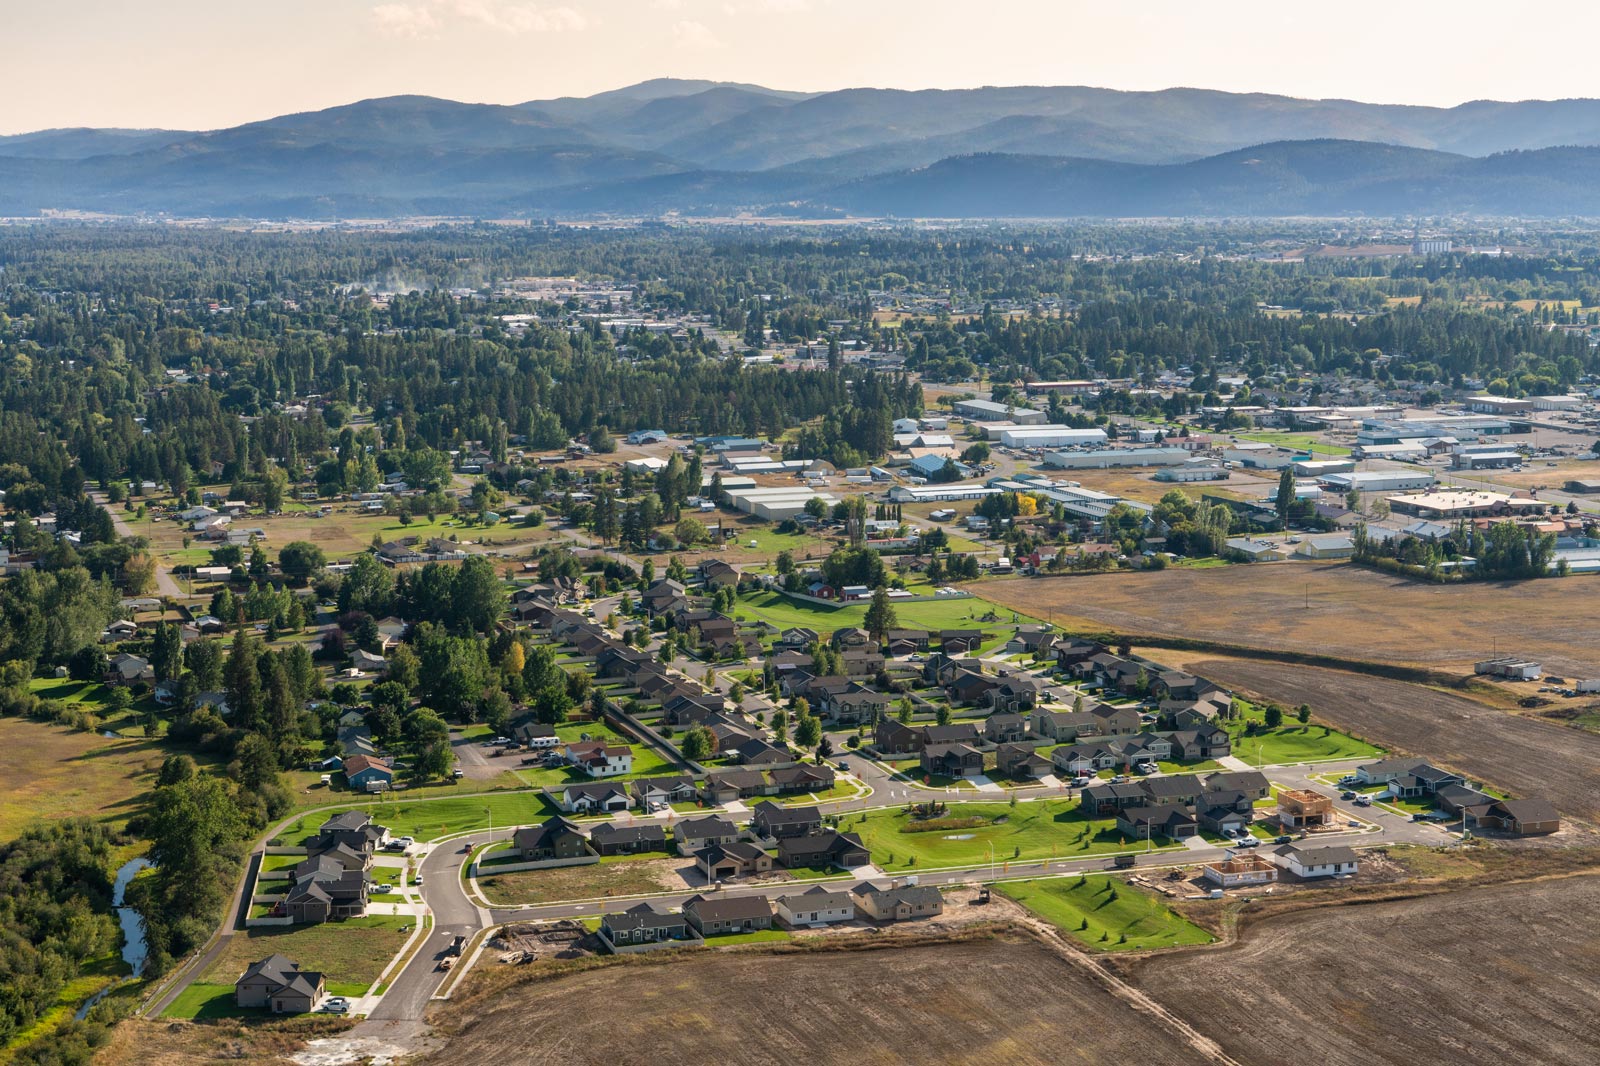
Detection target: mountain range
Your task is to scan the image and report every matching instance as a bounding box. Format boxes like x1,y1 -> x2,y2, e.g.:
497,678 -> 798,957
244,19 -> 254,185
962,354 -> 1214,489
5,79 -> 1600,219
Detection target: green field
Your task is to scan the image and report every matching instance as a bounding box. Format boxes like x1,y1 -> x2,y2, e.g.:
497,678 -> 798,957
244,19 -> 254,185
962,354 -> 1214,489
188,913 -> 413,1016
703,928 -> 792,945
998,876 -> 1214,952
1226,723 -> 1383,765
279,791 -> 555,844
840,800 -> 1180,871
731,589 -> 1041,650
1234,432 -> 1352,457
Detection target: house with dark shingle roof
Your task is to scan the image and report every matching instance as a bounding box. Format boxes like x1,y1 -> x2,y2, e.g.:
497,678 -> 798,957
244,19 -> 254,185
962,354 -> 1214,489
235,955 -> 325,1013
588,822 -> 669,856
600,903 -> 698,949
852,882 -> 944,922
683,893 -> 773,935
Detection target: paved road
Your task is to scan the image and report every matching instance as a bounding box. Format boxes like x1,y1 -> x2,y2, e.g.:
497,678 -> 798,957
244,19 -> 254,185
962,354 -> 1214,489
143,851 -> 258,1017
364,841 -> 487,1022
93,492 -> 185,598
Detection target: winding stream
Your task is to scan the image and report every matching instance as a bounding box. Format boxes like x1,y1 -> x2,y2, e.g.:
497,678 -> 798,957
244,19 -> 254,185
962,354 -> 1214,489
74,857 -> 153,1021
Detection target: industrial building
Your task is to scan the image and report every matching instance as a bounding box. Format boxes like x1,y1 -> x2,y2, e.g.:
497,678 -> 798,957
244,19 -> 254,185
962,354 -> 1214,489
1042,446 -> 1185,469
1451,451 -> 1521,470
1356,415 -> 1512,445
951,398 -> 1048,424
1317,471 -> 1438,494
725,486 -> 840,521
999,427 -> 1108,449
1154,465 -> 1230,483
1384,490 -> 1546,520
1474,657 -> 1542,681
887,484 -> 1005,504
1291,458 -> 1356,477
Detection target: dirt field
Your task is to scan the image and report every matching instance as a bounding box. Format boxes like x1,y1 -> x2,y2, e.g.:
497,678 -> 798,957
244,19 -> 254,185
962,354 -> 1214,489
983,562 -> 1600,676
1123,874 -> 1600,1066
427,936 -> 1214,1066
94,1016 -> 356,1066
0,718 -> 166,842
1175,657 -> 1600,822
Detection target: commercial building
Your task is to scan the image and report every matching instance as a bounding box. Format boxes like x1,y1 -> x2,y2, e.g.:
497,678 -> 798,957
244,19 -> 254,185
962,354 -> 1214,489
1356,415 -> 1512,445
1154,465 -> 1230,483
726,486 -> 840,522
887,484 -> 1005,504
951,398 -> 1047,424
1023,380 -> 1100,396
1451,451 -> 1521,470
999,427 -> 1108,449
1385,490 -> 1545,520
1317,471 -> 1437,494
1042,447 -> 1187,470
1290,458 -> 1356,477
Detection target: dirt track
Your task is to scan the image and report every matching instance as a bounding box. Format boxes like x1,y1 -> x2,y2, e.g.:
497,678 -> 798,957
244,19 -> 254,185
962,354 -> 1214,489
425,937 -> 1213,1066
1123,875 -> 1600,1066
1186,658 -> 1600,821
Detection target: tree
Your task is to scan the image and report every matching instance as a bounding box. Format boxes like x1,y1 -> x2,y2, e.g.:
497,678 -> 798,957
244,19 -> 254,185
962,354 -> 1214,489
935,704 -> 952,726
122,552 -> 158,596
260,465 -> 290,512
1275,467 -> 1296,525
1296,704 -> 1311,725
680,725 -> 716,761
151,621 -> 184,682
863,588 -> 899,643
411,740 -> 453,784
278,541 -> 326,585
795,712 -> 822,749
450,555 -> 506,634
156,754 -> 197,787
771,708 -> 789,743
1263,704 -> 1284,729
674,517 -> 709,546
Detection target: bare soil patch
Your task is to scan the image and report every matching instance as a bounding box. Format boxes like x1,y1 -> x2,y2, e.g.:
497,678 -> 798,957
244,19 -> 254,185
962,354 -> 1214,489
1177,657 -> 1600,822
1122,874 -> 1600,1066
426,934 -> 1212,1066
983,562 -> 1600,677
94,1016 -> 355,1066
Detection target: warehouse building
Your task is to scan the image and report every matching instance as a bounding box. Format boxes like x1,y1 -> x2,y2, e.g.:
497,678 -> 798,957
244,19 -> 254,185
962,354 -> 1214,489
1384,490 -> 1547,520
999,427 -> 1108,449
951,398 -> 1048,424
1318,471 -> 1438,494
1043,447 -> 1187,470
726,487 -> 840,522
887,484 -> 1005,504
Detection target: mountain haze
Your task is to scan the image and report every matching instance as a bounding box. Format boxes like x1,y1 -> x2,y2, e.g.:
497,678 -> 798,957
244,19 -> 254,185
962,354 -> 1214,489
2,78 -> 1599,219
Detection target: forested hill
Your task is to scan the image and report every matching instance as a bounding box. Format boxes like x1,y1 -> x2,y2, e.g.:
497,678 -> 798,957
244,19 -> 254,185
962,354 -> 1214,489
5,80 -> 1600,218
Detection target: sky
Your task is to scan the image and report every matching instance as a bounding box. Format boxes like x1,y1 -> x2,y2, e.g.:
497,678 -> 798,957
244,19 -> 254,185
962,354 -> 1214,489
5,0 -> 1600,134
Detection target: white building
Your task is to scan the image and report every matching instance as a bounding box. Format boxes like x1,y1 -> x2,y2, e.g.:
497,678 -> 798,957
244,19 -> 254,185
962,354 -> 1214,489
774,886 -> 857,928
1317,471 -> 1437,494
951,399 -> 1047,424
1272,843 -> 1358,879
999,427 -> 1109,449
1043,447 -> 1187,470
726,486 -> 839,522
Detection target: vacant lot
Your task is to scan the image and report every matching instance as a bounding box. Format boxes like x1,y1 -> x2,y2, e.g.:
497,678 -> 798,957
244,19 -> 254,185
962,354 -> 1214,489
842,800 -> 1180,871
1125,875 -> 1600,1066
427,936 -> 1212,1066
0,717 -> 167,842
478,856 -> 681,906
983,562 -> 1600,676
999,876 -> 1213,952
1186,658 -> 1600,822
95,1015 -> 356,1065
279,791 -> 555,844
197,915 -> 412,997
731,589 -> 1041,647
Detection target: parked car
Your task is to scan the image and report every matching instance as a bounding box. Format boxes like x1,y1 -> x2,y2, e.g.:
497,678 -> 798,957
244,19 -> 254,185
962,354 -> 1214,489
1353,796 -> 1372,807
322,997 -> 349,1014
1340,791 -> 1356,800
1237,836 -> 1259,848
1273,835 -> 1292,845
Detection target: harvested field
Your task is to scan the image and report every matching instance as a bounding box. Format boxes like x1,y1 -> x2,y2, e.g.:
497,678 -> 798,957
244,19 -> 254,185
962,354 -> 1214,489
427,936 -> 1214,1065
1123,874 -> 1600,1066
1184,657 -> 1600,822
983,562 -> 1600,676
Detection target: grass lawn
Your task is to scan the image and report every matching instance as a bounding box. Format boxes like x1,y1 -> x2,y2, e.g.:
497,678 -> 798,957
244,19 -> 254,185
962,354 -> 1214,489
279,791 -> 556,844
1227,724 -> 1383,765
0,715 -> 180,842
1234,431 -> 1352,457
1155,760 -> 1222,775
998,876 -> 1214,952
196,914 -> 413,999
477,857 -> 677,906
704,928 -> 792,946
840,800 -> 1180,872
259,852 -> 307,873
510,720 -> 679,787
162,983 -> 253,1021
730,589 -> 1042,644
283,770 -> 529,809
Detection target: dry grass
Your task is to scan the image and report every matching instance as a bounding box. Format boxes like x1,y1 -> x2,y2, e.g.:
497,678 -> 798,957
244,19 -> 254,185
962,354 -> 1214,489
983,561 -> 1600,676
94,1015 -> 355,1066
425,934 -> 1210,1066
477,857 -> 680,907
0,717 -> 167,841
1122,873 -> 1600,1066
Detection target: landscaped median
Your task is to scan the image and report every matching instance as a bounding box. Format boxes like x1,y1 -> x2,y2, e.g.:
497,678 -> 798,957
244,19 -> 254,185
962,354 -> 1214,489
837,799 -> 1185,873
998,874 -> 1214,952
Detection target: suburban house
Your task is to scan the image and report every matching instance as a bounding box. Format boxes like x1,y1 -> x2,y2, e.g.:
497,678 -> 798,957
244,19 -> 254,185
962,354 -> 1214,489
564,740 -> 634,778
280,861 -> 369,924
852,883 -> 945,922
682,894 -> 774,936
1356,757 -> 1439,786
776,829 -> 870,870
994,742 -> 1053,779
235,955 -> 326,1014
775,886 -> 857,928
550,781 -> 632,814
588,823 -> 669,856
513,816 -> 593,862
751,801 -> 822,840
1205,771 -> 1271,800
341,754 -> 394,792
674,816 -> 740,856
1161,726 -> 1232,761
1387,763 -> 1464,799
1475,798 -> 1561,836
983,713 -> 1030,744
631,775 -> 698,810
316,812 -> 388,854
920,743 -> 987,778
599,903 -> 696,950
768,764 -> 836,794
1081,782 -> 1152,814
695,840 -> 773,881
1117,803 -> 1199,840
1273,842 -> 1359,879
105,653 -> 154,685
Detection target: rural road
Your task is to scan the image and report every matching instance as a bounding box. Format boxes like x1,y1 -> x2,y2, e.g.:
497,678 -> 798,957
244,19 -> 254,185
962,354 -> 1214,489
93,492 -> 185,598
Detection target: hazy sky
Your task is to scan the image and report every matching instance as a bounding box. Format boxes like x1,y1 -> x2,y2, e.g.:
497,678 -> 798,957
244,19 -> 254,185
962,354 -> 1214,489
6,0 -> 1600,134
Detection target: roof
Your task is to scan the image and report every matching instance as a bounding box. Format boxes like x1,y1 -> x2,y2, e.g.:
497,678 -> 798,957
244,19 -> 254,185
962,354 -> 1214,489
1276,843 -> 1358,866
675,815 -> 738,838
854,882 -> 943,908
776,885 -> 855,911
684,893 -> 773,922
605,902 -> 684,933
1493,798 -> 1560,824
341,754 -> 392,777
